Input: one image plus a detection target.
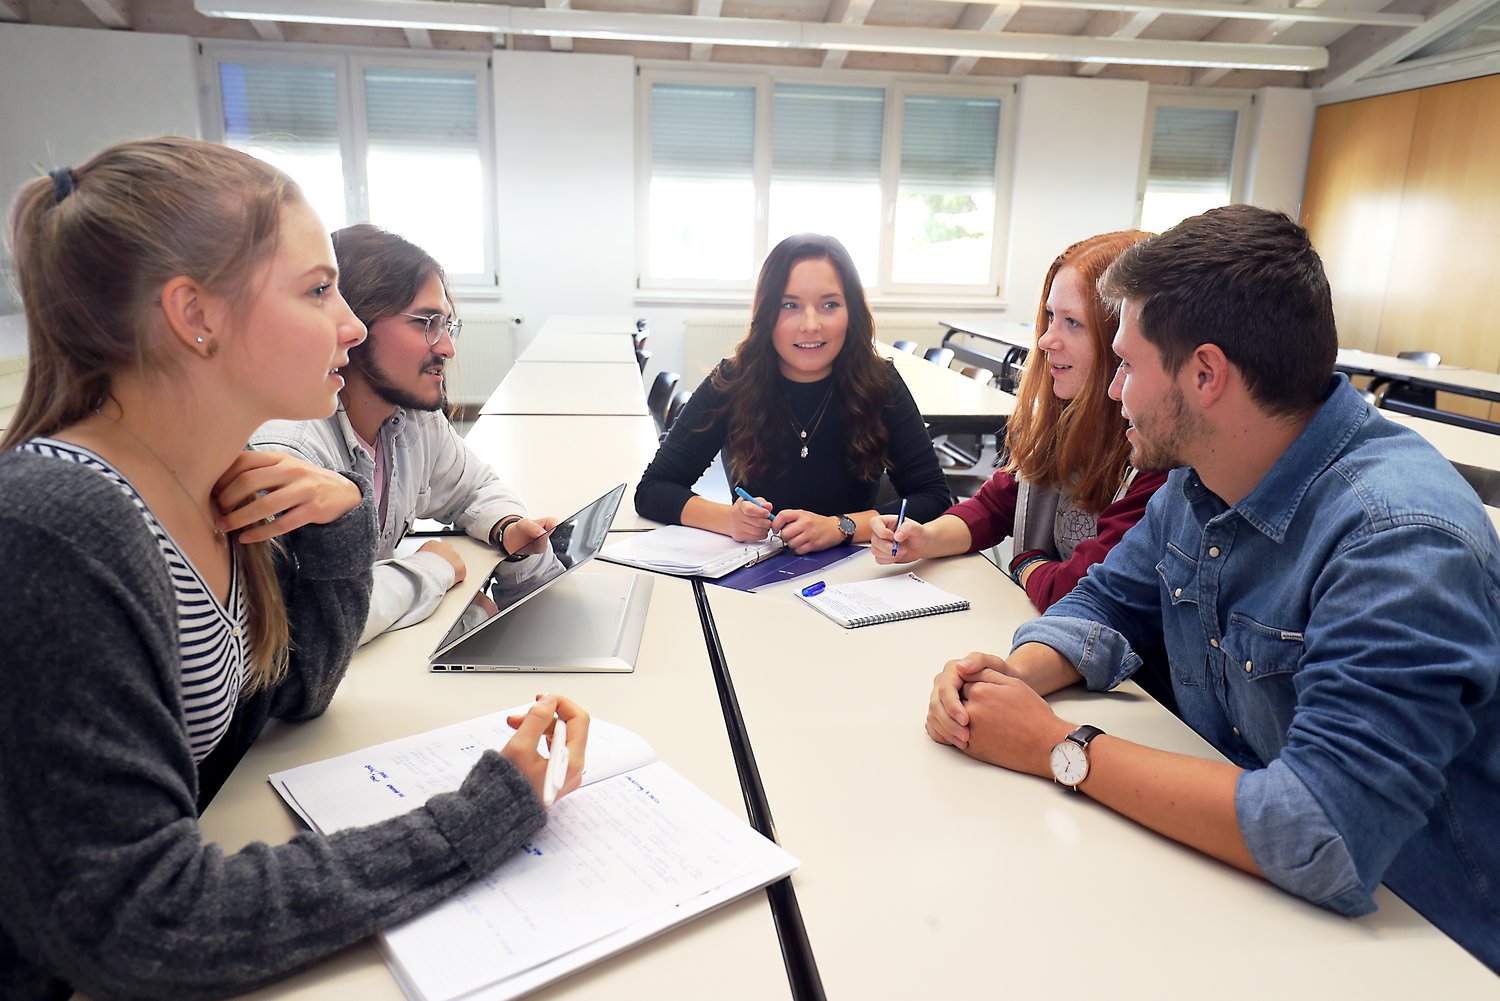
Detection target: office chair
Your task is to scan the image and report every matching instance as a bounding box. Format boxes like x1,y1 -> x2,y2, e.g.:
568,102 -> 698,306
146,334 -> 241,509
923,347 -> 955,368
646,371 -> 680,434
635,346 -> 653,373
959,366 -> 996,385
891,340 -> 919,354
662,387 -> 692,438
1374,349 -> 1440,409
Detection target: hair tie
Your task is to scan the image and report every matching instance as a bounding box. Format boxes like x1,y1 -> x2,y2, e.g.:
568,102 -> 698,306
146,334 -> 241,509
49,168 -> 75,204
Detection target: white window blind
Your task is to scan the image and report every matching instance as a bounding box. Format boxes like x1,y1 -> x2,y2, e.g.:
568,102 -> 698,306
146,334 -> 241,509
208,46 -> 496,285
218,61 -> 346,230
651,82 -> 755,180
364,67 -> 485,275
1140,105 -> 1239,234
638,71 -> 1010,294
769,84 -> 884,279
893,94 -> 1001,287
1147,106 -> 1238,195
647,82 -> 758,281
898,94 -> 999,189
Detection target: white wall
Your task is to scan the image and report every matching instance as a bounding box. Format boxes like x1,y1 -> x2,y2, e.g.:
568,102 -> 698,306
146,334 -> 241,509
1243,87 -> 1316,219
491,51 -> 637,354
1004,75 -> 1150,327
0,23 -> 200,313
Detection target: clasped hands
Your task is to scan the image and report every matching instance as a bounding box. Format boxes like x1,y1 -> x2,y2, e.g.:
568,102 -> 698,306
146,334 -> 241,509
729,495 -> 844,554
927,651 -> 1075,778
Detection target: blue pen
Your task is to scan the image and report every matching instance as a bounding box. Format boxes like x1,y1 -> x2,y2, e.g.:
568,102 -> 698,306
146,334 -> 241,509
801,581 -> 826,597
734,486 -> 769,510
891,497 -> 908,557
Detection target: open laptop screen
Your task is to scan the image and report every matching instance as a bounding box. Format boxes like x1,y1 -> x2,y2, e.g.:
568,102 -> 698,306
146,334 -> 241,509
430,483 -> 626,659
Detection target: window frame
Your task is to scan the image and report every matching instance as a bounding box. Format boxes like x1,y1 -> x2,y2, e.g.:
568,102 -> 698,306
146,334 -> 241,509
1135,90 -> 1253,232
635,65 -> 1014,301
199,41 -> 499,292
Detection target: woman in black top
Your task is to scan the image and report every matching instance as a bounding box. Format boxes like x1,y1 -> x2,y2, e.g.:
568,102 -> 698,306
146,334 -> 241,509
635,233 -> 948,554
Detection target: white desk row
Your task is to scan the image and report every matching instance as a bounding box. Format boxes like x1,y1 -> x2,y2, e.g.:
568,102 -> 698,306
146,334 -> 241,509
192,544 -> 791,1001
704,551 -> 1495,996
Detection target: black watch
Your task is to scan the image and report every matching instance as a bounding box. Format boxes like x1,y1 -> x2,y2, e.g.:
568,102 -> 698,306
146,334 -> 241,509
1050,724 -> 1105,789
837,514 -> 856,547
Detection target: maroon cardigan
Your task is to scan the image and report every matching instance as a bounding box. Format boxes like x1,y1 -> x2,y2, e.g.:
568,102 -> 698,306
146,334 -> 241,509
945,468 -> 1169,610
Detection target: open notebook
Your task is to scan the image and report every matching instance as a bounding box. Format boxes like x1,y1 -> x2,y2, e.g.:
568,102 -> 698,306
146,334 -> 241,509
270,713 -> 797,1001
797,572 -> 970,628
599,524 -> 785,579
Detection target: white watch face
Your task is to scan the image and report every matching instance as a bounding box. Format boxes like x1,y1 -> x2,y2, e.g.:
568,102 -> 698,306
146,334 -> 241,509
1050,739 -> 1089,786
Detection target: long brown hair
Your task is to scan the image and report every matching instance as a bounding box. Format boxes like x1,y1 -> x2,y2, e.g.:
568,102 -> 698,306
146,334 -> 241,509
1005,230 -> 1151,512
330,223 -> 453,378
711,233 -> 892,486
6,136 -> 299,691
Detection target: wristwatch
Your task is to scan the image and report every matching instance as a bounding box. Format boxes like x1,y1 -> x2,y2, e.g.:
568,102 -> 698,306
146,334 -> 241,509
836,515 -> 856,547
1049,724 -> 1105,790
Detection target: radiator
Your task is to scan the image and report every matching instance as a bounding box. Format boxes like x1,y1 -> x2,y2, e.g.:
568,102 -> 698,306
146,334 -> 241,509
682,314 -> 950,378
447,313 -> 522,406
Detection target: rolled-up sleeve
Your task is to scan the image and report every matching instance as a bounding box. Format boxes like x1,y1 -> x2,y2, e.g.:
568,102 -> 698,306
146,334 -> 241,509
1237,760 -> 1371,914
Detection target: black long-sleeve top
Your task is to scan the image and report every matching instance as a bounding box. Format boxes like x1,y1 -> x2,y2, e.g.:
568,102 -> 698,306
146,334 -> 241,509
635,361 -> 950,526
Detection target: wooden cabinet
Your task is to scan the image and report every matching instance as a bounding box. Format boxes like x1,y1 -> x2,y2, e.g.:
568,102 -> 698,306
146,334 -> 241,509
1301,74 -> 1500,422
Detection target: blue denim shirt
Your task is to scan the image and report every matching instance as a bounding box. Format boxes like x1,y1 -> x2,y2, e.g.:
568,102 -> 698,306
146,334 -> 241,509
1014,377 -> 1500,972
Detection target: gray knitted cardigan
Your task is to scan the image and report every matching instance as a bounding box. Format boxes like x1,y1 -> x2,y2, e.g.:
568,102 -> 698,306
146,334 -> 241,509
0,450 -> 545,1001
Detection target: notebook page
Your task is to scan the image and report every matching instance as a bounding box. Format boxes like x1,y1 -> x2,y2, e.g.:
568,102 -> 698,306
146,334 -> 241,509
270,712 -> 657,835
600,525 -> 780,573
379,761 -> 798,1001
798,572 -> 967,626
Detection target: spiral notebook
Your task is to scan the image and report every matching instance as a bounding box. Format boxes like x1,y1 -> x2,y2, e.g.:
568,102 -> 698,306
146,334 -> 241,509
798,572 -> 970,628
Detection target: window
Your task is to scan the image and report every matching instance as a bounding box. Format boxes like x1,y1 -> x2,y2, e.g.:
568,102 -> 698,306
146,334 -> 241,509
639,70 -> 1010,297
1138,98 -> 1248,235
204,45 -> 495,285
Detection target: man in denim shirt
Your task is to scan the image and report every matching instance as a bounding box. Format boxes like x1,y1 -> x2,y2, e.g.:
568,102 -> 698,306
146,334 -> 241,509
255,225 -> 556,644
926,206 -> 1500,972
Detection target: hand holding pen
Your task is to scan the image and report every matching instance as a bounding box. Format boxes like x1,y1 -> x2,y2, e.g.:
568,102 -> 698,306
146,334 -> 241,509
730,486 -> 776,542
502,694 -> 590,806
870,504 -> 924,566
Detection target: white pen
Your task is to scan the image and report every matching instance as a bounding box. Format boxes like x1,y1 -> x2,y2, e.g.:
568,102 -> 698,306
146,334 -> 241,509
542,717 -> 568,807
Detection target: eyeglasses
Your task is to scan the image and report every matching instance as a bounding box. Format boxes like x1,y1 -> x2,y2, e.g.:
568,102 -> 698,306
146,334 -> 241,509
399,312 -> 463,346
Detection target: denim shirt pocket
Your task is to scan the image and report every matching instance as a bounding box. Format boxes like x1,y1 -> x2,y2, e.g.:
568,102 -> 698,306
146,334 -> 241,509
1223,612 -> 1305,754
1156,543 -> 1204,687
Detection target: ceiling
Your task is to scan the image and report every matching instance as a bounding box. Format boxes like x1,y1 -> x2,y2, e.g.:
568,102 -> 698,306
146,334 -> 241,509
5,0 -> 1499,90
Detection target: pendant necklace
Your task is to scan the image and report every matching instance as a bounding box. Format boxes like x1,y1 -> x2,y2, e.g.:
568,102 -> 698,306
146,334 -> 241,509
107,415 -> 226,540
788,384 -> 836,460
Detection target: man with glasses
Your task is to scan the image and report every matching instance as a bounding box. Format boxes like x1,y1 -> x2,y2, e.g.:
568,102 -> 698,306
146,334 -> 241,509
253,224 -> 555,645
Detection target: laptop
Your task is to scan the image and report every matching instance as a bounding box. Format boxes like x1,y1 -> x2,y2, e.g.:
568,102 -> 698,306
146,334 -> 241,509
428,483 -> 653,673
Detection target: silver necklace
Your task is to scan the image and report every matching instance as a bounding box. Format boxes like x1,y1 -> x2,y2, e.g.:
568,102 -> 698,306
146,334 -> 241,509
108,416 -> 226,539
788,385 -> 836,460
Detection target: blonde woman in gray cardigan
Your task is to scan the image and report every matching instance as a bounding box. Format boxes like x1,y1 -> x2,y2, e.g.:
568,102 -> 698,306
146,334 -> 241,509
0,137 -> 588,1001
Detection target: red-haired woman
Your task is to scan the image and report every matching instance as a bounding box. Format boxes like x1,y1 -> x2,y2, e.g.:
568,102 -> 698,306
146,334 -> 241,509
872,230 -> 1167,611
636,233 -> 949,554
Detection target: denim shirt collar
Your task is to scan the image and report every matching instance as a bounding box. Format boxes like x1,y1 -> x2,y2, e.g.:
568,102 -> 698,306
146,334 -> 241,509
333,402 -> 409,465
1182,375 -> 1368,545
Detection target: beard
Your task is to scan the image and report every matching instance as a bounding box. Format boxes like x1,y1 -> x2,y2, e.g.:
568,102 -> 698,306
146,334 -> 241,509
357,351 -> 448,413
1128,383 -> 1199,472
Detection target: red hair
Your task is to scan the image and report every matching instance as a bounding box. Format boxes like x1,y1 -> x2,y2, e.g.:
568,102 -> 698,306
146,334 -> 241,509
1004,230 -> 1151,512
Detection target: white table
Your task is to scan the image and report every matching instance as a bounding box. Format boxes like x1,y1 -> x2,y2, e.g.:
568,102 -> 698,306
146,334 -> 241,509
192,542 -> 790,1001
539,315 -> 641,337
1337,348 -> 1500,406
480,362 -> 649,417
1381,410 -> 1500,471
879,342 -> 1016,432
518,332 -> 638,365
464,414 -> 663,531
703,551 -> 1497,997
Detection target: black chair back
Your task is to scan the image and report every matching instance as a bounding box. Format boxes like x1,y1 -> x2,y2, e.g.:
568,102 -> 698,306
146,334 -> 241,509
647,371 -> 680,432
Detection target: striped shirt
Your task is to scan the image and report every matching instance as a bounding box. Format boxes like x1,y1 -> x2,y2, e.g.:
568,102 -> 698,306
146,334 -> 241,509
21,438 -> 249,763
